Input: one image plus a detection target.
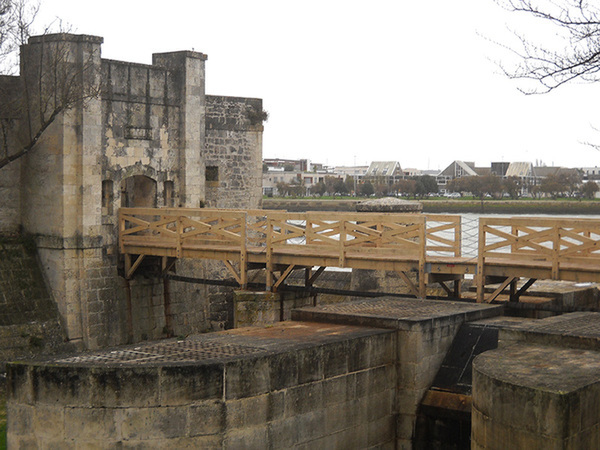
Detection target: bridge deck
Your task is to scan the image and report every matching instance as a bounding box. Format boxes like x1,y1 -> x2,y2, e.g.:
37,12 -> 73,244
118,208 -> 600,302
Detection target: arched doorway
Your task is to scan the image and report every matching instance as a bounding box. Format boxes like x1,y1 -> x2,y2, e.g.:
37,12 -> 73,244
120,175 -> 157,208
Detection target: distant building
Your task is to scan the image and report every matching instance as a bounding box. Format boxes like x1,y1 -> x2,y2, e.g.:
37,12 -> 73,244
436,161 -> 478,192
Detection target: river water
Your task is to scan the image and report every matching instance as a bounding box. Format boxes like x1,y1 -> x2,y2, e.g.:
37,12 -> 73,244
449,212 -> 600,258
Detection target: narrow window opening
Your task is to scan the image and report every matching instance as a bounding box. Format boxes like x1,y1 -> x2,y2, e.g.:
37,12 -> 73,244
102,180 -> 114,215
206,166 -> 219,187
164,181 -> 174,207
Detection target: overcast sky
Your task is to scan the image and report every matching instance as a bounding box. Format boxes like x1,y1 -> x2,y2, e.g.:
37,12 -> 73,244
36,0 -> 600,171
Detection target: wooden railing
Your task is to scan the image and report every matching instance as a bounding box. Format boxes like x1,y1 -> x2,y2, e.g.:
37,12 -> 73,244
425,214 -> 461,257
477,216 -> 600,301
119,208 -> 248,283
119,209 -> 600,301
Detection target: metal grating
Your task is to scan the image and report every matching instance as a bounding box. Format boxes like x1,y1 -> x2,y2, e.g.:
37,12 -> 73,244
530,315 -> 600,337
311,298 -> 483,318
54,340 -> 264,365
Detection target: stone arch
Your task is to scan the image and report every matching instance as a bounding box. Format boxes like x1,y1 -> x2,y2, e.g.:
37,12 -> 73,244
120,175 -> 157,208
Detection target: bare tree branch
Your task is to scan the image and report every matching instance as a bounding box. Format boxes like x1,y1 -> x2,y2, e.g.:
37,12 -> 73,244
0,1 -> 101,169
495,0 -> 600,93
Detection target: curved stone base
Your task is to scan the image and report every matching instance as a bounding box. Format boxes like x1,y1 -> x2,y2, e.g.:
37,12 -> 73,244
472,344 -> 600,449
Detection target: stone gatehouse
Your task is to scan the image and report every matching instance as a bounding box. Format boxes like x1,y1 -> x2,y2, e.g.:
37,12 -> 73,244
0,33 -> 264,350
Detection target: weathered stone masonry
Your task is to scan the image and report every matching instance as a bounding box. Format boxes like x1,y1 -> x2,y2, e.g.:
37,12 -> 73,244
0,33 -> 264,350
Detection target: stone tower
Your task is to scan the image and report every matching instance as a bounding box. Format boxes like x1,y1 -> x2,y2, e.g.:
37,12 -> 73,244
0,33 -> 264,349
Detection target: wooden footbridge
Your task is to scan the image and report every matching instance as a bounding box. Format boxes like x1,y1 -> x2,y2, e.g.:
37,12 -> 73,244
118,208 -> 600,303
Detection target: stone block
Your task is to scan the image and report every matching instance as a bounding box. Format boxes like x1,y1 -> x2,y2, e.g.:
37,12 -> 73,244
188,400 -> 226,436
267,390 -> 285,422
225,356 -> 270,400
268,416 -> 299,449
323,340 -> 349,378
334,422 -> 369,449
367,414 -> 396,447
269,351 -> 298,391
293,410 -> 327,445
225,394 -> 269,429
297,347 -> 324,385
120,406 -> 188,441
284,382 -> 323,417
366,389 -> 394,422
368,364 -> 396,396
32,365 -> 91,407
224,425 -> 268,450
159,364 -> 223,405
121,435 -> 224,449
90,367 -> 160,407
6,403 -> 34,436
32,405 -> 65,441
64,407 -> 117,441
397,412 -> 417,441
7,364 -> 33,404
322,375 -> 348,407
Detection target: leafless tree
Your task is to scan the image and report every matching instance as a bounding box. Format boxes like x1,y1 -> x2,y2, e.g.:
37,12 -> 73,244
495,0 -> 600,94
0,0 -> 100,169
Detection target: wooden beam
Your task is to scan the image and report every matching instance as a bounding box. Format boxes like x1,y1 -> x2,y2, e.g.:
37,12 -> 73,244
510,278 -> 537,302
307,266 -> 326,287
485,276 -> 517,303
223,260 -> 242,285
397,271 -> 420,298
273,264 -> 297,291
126,254 -> 146,279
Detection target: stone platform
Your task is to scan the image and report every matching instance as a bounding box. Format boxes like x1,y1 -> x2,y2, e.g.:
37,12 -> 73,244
472,312 -> 600,449
8,321 -> 397,449
292,297 -> 502,329
7,296 -> 504,449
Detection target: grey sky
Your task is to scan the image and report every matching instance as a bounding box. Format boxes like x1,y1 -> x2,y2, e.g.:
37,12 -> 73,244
37,0 -> 600,170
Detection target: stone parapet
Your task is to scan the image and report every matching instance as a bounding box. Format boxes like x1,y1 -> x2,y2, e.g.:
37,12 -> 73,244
7,321 -> 396,448
472,343 -> 600,449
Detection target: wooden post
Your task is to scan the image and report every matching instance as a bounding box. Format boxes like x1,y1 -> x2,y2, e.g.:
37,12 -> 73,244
476,219 -> 486,303
418,217 -> 426,298
240,213 -> 247,289
266,217 -> 274,291
552,224 -> 560,279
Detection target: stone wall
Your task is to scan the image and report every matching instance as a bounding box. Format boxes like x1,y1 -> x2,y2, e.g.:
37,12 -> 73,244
7,322 -> 397,448
205,96 -> 263,209
0,75 -> 21,234
0,238 -> 74,368
0,33 -> 264,350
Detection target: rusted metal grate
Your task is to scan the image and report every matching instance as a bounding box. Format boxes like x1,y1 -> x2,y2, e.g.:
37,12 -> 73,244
312,298 -> 483,318
54,340 -> 263,365
529,315 -> 600,337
